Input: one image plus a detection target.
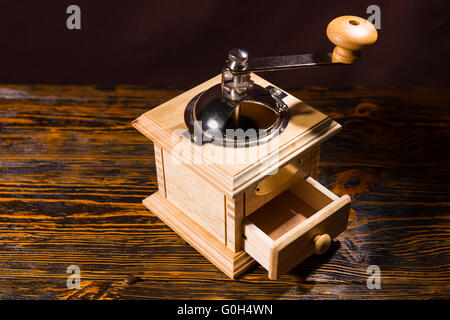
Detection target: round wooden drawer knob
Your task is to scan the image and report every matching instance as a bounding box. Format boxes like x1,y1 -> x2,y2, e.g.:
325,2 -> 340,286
313,234 -> 331,255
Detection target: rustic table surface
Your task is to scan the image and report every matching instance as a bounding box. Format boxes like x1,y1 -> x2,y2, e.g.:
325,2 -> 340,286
0,85 -> 448,300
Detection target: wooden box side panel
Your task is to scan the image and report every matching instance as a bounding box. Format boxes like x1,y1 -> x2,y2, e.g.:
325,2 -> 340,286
163,150 -> 226,244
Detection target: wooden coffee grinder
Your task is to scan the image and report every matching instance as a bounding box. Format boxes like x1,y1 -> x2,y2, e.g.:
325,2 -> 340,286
133,16 -> 377,279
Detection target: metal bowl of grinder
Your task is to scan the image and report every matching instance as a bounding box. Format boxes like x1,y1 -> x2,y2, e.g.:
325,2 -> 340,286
184,84 -> 289,147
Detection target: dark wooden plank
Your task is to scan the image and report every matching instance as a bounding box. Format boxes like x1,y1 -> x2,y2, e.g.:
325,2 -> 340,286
0,85 -> 449,299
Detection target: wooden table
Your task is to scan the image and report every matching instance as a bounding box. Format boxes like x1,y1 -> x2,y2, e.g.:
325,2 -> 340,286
0,85 -> 448,299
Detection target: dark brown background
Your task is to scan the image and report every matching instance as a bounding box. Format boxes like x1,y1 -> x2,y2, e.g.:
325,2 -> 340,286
0,0 -> 448,87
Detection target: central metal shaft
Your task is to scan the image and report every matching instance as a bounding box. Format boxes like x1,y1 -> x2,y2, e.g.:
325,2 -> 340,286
221,48 -> 254,102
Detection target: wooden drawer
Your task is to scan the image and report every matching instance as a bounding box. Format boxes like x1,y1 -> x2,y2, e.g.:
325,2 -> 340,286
243,176 -> 350,279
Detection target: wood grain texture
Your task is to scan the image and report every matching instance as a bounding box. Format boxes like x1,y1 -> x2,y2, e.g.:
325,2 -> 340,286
0,85 -> 449,299
163,151 -> 226,244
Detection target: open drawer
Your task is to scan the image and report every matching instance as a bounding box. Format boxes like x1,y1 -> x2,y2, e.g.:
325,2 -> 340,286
243,176 -> 351,279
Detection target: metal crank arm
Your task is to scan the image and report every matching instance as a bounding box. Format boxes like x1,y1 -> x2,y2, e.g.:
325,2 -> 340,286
235,52 -> 338,74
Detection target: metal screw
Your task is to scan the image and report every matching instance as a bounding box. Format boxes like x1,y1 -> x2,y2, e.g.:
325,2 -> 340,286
270,87 -> 282,96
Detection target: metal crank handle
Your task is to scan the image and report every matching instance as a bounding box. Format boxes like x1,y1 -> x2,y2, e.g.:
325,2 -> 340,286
229,15 -> 378,74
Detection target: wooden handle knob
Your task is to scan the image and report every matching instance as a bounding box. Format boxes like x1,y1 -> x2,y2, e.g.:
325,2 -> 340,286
326,16 -> 378,64
313,234 -> 331,255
